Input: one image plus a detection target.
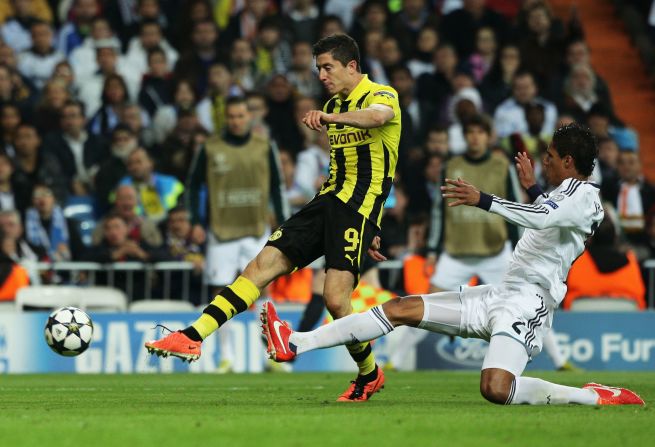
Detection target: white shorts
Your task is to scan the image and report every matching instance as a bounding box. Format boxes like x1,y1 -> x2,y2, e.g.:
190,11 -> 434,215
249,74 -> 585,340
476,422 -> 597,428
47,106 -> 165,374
430,242 -> 512,290
419,283 -> 555,375
205,230 -> 270,286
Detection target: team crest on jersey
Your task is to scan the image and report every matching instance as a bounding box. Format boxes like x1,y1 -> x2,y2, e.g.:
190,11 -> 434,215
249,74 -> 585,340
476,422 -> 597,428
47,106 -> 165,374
269,229 -> 283,241
373,90 -> 395,99
549,194 -> 565,202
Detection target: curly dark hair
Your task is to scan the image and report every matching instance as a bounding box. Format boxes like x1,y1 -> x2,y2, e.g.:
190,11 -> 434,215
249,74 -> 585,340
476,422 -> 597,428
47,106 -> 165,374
312,34 -> 361,72
551,123 -> 598,177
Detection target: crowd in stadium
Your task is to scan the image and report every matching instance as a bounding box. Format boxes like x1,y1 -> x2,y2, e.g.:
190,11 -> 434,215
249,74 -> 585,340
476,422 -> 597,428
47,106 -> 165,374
0,0 -> 652,309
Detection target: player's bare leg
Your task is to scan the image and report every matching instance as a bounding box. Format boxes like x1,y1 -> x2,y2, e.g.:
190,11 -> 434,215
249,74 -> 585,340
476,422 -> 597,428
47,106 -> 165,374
146,246 -> 294,361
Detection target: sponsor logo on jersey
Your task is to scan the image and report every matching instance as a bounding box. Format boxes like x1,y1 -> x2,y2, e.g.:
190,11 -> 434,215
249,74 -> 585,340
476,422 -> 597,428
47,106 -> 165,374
544,200 -> 559,209
328,129 -> 372,146
268,229 -> 283,241
373,90 -> 395,99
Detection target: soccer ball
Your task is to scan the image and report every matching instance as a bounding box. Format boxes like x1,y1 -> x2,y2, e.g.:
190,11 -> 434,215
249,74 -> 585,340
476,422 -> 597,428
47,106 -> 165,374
44,307 -> 94,356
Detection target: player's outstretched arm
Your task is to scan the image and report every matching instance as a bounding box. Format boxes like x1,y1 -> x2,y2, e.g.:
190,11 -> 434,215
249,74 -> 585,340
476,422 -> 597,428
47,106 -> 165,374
303,105 -> 394,131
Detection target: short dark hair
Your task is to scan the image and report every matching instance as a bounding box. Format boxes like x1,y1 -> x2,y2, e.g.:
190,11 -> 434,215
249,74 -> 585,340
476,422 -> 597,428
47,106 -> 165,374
551,123 -> 598,177
463,114 -> 492,135
312,34 -> 361,72
167,205 -> 189,217
225,95 -> 248,109
62,99 -> 85,116
147,46 -> 166,61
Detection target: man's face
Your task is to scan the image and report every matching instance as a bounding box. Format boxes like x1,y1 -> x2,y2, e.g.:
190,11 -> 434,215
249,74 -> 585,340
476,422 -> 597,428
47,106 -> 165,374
126,150 -> 152,182
231,39 -> 254,66
464,125 -> 489,156
14,126 -> 40,155
121,106 -> 142,132
32,23 -> 53,52
208,64 -> 231,92
0,156 -> 13,182
75,0 -> 99,21
1,106 -> 20,132
0,214 -> 22,239
380,38 -> 401,66
91,19 -> 111,40
527,7 -> 550,35
138,0 -> 160,18
0,67 -> 12,97
168,211 -> 190,237
97,48 -> 118,72
148,52 -> 168,77
247,96 -> 268,122
32,187 -> 55,216
279,150 -> 295,185
111,130 -> 137,159
247,0 -> 269,18
140,24 -> 162,49
391,69 -> 413,98
292,43 -> 313,70
424,156 -> 442,183
618,152 -> 641,183
61,104 -> 85,134
513,75 -> 537,104
267,75 -> 292,102
192,22 -> 217,50
226,103 -> 252,136
316,52 -> 354,96
435,47 -> 457,73
104,217 -> 128,246
567,41 -> 589,66
542,145 -> 570,186
425,131 -> 448,155
115,187 -> 138,217
598,140 -> 619,169
588,115 -> 609,137
13,0 -> 33,18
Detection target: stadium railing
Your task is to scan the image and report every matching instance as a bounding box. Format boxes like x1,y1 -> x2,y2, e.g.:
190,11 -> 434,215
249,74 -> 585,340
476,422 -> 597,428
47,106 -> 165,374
19,259 -> 405,304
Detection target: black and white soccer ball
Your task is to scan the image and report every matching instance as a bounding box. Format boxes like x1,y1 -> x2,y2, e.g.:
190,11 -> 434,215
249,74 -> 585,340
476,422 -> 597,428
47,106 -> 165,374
44,307 -> 94,356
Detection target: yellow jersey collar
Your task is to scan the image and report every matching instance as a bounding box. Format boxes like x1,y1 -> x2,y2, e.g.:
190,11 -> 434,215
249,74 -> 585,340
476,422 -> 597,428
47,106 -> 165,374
343,74 -> 373,102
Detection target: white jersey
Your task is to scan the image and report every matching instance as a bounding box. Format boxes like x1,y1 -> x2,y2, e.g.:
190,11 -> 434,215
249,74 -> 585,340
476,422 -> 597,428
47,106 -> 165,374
482,178 -> 604,305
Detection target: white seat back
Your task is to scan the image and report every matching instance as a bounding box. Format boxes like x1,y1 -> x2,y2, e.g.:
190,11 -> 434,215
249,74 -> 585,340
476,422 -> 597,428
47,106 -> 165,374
569,297 -> 640,312
16,286 -> 128,312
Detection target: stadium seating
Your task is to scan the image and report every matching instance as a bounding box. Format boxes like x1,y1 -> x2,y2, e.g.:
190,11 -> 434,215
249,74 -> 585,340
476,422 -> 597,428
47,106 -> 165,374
15,286 -> 128,312
129,299 -> 195,312
568,296 -> 641,312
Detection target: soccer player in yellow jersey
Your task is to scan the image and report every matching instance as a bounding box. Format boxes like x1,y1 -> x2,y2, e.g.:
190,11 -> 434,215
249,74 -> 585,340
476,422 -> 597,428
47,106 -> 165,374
146,34 -> 401,402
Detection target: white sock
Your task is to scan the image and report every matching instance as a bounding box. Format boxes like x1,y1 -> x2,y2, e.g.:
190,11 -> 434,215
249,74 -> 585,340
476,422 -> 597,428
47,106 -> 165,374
510,377 -> 598,405
542,329 -> 567,369
290,305 -> 393,355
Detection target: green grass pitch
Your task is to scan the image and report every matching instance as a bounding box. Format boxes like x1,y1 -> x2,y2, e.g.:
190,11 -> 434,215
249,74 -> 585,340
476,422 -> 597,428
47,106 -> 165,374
0,371 -> 653,447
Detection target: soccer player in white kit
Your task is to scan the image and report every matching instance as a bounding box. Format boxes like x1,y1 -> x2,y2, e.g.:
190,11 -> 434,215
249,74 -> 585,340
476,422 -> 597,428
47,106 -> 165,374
262,124 -> 644,405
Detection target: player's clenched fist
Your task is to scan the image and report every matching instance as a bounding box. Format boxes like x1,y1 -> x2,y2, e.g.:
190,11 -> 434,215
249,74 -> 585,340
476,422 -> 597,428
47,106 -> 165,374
302,110 -> 332,131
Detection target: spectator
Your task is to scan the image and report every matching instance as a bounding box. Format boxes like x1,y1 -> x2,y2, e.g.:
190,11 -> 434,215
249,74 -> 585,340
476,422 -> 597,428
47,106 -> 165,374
293,96 -> 330,201
68,16 -> 113,83
92,184 -> 163,248
388,0 -> 439,57
266,74 -> 304,154
0,56 -> 36,117
1,0 -> 44,53
406,152 -> 444,218
125,19 -> 178,78
0,226 -> 30,301
0,103 -> 22,156
441,0 -> 509,59
446,86 -> 484,155
596,137 -> 620,200
119,147 -> 184,224
51,60 -> 78,97
17,21 -> 64,90
286,41 -> 322,100
87,73 -> 130,137
279,148 -> 306,214
322,1 -> 363,31
254,17 -> 292,79
12,123 -> 67,205
246,91 -> 271,138
196,62 -> 242,135
173,19 -> 222,97
417,44 -> 459,109
138,47 -> 174,118
24,183 -> 85,261
379,36 -> 404,81
33,78 -> 69,135
152,78 -> 197,144
229,38 -> 262,92
0,209 -> 46,263
479,44 -> 522,113
605,151 -> 655,260
493,70 -> 557,138
56,0 -> 99,56
361,29 -> 387,85
563,209 -> 646,310
162,205 -> 205,305
285,0 -> 320,43
423,125 -> 450,158
560,63 -> 606,123
120,102 -> 155,149
77,37 -> 140,119
221,0 -> 274,45
94,124 -> 138,213
351,0 -> 389,48
42,99 -> 109,197
467,26 -> 497,84
107,0 -> 170,48
0,153 -> 20,213
317,14 -> 346,39
84,212 -> 169,299
406,25 -> 439,79
379,183 -> 410,260
158,111 -> 207,183
426,115 -> 519,292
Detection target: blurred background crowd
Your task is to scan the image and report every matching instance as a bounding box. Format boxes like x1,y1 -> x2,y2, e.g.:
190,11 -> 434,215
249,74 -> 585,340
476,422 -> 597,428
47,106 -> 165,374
0,0 -> 654,310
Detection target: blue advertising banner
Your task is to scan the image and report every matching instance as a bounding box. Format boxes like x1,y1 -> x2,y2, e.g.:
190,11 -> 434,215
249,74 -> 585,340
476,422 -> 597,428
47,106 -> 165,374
0,310 -> 654,373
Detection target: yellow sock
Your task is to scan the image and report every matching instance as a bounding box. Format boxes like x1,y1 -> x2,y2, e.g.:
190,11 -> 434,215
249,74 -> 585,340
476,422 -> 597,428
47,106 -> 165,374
346,341 -> 376,376
191,276 -> 260,339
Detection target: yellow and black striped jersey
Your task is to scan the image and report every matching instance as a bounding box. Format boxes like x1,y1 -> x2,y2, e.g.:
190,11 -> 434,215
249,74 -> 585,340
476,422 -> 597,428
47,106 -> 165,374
318,75 -> 401,227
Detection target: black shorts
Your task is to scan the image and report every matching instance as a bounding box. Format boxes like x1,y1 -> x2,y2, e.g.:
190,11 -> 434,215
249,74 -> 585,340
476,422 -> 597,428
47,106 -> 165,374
266,194 -> 378,278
